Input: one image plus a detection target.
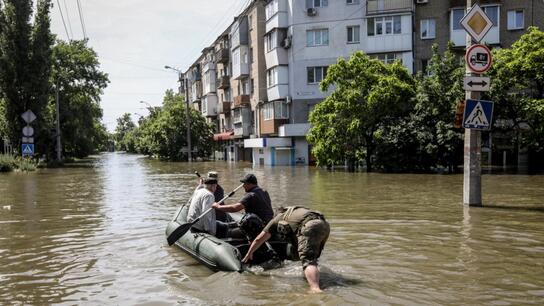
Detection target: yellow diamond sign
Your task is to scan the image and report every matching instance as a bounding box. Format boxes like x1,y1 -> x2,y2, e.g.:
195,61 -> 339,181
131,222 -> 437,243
460,4 -> 493,43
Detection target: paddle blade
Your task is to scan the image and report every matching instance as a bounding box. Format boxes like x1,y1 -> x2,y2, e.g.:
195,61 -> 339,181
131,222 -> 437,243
166,223 -> 193,246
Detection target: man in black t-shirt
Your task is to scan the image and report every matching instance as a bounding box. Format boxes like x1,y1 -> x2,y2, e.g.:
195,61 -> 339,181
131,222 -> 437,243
212,174 -> 274,233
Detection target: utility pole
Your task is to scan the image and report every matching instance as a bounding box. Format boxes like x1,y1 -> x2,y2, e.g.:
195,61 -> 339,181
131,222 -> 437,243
165,65 -> 191,162
55,80 -> 62,161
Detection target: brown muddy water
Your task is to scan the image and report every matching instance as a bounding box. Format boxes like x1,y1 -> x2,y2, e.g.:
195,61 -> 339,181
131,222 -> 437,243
0,153 -> 543,305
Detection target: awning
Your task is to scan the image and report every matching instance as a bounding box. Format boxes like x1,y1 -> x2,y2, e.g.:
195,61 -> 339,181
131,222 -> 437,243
213,131 -> 234,141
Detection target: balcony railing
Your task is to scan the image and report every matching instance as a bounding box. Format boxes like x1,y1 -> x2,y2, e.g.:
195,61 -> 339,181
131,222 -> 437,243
219,102 -> 231,114
367,0 -> 412,15
217,76 -> 230,89
233,95 -> 250,108
216,48 -> 229,63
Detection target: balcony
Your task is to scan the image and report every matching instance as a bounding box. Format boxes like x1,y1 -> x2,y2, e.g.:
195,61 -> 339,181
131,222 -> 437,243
202,95 -> 218,117
216,48 -> 229,63
233,95 -> 250,108
218,76 -> 230,89
367,0 -> 412,15
219,101 -> 231,114
279,123 -> 311,137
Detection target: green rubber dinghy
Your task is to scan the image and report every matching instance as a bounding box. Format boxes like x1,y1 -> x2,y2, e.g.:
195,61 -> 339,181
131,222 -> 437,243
166,204 -> 293,272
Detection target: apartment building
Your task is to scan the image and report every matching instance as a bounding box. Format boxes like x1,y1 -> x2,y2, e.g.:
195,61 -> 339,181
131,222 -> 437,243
414,0 -> 544,73
245,0 -> 414,166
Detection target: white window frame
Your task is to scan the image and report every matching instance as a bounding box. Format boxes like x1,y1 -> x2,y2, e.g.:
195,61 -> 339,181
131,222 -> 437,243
507,9 -> 524,30
266,67 -> 278,88
374,53 -> 402,65
347,25 -> 360,43
368,16 -> 401,36
306,29 -> 329,47
420,19 -> 436,39
265,0 -> 278,21
265,30 -> 277,52
483,5 -> 499,27
451,8 -> 465,31
263,103 -> 274,120
307,66 -> 328,84
346,0 -> 360,4
307,0 -> 328,8
274,101 -> 289,119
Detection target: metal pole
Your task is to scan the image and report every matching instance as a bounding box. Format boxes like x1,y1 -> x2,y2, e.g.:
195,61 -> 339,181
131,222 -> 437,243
182,73 -> 192,162
463,0 -> 482,206
55,80 -> 62,161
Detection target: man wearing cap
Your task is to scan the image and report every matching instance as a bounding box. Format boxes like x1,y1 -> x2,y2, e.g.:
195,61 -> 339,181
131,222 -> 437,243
197,171 -> 227,222
187,177 -> 218,235
212,173 -> 274,224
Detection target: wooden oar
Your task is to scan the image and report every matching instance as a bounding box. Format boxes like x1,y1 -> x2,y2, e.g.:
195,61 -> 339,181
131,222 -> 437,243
167,183 -> 244,246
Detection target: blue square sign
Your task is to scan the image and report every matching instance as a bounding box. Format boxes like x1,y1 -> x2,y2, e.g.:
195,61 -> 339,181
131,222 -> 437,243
22,143 -> 34,156
463,99 -> 494,130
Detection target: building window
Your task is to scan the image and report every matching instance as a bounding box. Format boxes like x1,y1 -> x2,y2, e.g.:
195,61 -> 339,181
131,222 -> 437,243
263,101 -> 288,120
483,6 -> 499,27
420,19 -> 436,39
507,10 -> 524,30
250,47 -> 254,63
347,25 -> 360,43
241,79 -> 249,95
452,8 -> 464,30
251,78 -> 254,94
373,53 -> 402,65
265,30 -> 277,52
265,0 -> 278,20
267,67 -> 278,87
306,29 -> 329,47
367,16 -> 401,36
346,0 -> 359,4
307,66 -> 328,84
307,0 -> 328,8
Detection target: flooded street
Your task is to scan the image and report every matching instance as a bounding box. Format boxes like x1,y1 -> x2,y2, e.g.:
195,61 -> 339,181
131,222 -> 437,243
1,153 -> 543,305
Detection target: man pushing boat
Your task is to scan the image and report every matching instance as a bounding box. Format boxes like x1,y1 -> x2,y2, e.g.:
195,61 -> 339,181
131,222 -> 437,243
242,206 -> 330,293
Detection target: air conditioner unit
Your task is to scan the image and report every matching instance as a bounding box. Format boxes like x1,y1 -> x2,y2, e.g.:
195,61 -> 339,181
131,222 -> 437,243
416,0 -> 428,3
307,8 -> 317,16
281,36 -> 292,49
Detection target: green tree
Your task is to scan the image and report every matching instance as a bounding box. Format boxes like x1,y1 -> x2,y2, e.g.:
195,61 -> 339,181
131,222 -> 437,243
136,90 -> 214,161
307,51 -> 415,172
51,40 -> 109,158
0,0 -> 53,153
488,26 -> 544,157
114,113 -> 136,151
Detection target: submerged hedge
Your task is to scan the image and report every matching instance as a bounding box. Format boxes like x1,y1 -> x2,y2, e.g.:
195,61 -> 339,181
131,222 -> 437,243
0,154 -> 37,172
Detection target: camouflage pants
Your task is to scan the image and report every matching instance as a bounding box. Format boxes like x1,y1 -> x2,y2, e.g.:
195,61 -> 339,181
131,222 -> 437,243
297,219 -> 330,269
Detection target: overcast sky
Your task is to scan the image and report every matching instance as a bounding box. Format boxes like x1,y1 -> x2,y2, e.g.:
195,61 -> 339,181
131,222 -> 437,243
48,0 -> 245,131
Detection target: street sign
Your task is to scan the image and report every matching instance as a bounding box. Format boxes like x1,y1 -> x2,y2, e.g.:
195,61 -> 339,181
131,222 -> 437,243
463,99 -> 494,130
22,126 -> 34,137
22,137 -> 34,143
22,143 -> 34,156
21,110 -> 36,124
464,76 -> 490,91
466,44 -> 492,73
460,4 -> 493,43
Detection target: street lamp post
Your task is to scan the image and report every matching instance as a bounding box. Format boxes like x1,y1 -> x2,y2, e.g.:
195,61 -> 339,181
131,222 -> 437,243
165,65 -> 192,162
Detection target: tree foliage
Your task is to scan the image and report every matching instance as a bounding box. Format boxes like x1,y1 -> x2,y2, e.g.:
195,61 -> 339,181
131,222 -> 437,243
51,40 -> 110,158
488,26 -> 544,153
120,90 -> 215,161
0,0 -> 53,153
307,51 -> 415,171
114,113 -> 136,151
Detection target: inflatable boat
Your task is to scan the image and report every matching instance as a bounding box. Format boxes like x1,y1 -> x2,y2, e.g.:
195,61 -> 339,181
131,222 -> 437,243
165,204 -> 293,272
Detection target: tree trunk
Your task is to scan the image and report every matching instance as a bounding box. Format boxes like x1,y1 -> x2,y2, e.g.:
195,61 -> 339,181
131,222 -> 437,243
365,135 -> 373,172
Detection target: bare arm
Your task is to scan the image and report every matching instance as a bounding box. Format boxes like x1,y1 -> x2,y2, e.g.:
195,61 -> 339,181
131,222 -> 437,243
212,202 -> 245,213
242,231 -> 272,263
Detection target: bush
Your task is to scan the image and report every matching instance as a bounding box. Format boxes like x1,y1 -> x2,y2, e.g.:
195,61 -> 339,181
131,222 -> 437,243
0,154 -> 37,172
0,154 -> 16,172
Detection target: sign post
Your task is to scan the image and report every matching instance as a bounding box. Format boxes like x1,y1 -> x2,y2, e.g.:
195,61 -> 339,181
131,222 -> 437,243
460,1 -> 493,207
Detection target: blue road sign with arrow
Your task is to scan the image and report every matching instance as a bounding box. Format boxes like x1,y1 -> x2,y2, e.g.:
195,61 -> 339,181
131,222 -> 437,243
22,143 -> 34,157
463,99 -> 494,130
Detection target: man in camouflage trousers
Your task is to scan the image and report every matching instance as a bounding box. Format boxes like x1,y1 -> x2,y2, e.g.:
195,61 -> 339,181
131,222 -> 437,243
242,206 -> 330,293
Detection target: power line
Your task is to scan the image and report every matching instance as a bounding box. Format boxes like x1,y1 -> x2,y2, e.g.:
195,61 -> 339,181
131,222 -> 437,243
62,0 -> 73,38
76,0 -> 87,39
55,0 -> 71,40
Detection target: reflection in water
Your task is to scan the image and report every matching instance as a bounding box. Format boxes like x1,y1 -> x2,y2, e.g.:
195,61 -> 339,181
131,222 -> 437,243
0,153 -> 543,305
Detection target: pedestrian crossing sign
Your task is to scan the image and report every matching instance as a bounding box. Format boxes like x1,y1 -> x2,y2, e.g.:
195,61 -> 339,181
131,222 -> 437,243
22,143 -> 34,156
463,99 -> 494,130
